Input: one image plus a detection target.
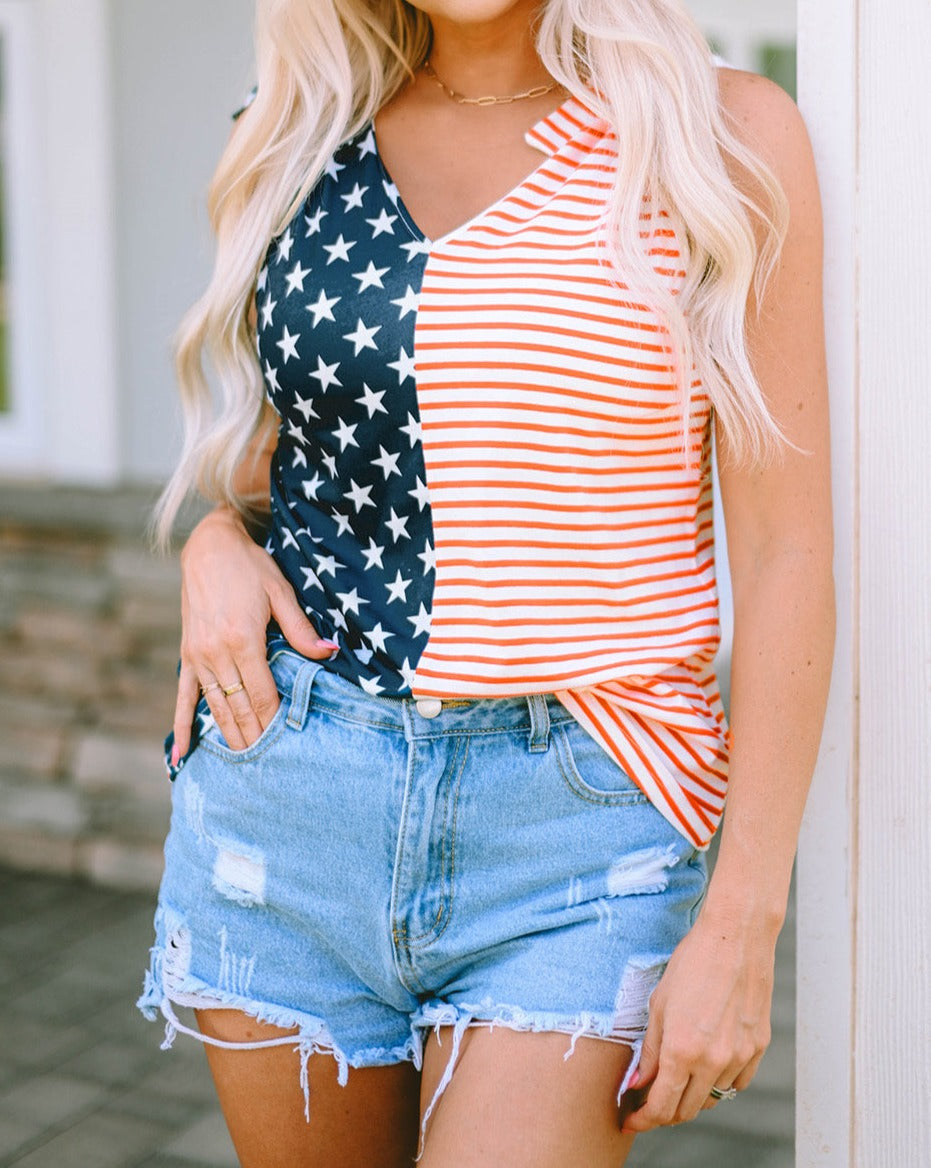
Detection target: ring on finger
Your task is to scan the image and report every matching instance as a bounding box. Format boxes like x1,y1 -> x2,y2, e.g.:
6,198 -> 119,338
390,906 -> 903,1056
222,680 -> 246,697
709,1085 -> 738,1102
200,681 -> 222,696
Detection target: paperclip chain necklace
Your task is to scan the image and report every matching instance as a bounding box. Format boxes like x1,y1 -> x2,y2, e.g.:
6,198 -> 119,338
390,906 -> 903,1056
421,59 -> 562,107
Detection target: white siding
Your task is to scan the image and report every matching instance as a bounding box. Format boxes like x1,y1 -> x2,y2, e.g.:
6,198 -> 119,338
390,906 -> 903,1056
110,0 -> 254,482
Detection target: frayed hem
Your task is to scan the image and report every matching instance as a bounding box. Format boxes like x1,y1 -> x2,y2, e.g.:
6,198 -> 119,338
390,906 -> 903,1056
137,928 -> 421,1123
412,1001 -> 645,1160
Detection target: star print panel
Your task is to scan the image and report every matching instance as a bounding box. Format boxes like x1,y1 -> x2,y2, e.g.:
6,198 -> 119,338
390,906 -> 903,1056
257,128 -> 435,696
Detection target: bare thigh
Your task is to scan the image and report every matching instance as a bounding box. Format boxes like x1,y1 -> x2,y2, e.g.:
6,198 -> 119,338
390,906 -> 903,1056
418,1027 -> 637,1168
196,1009 -> 420,1168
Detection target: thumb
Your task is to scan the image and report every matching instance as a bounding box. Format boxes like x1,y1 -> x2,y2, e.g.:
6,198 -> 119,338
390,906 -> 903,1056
635,1019 -> 662,1089
269,584 -> 338,659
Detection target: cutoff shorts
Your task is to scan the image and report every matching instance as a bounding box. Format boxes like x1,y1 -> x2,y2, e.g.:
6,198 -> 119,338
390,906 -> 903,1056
138,642 -> 708,1110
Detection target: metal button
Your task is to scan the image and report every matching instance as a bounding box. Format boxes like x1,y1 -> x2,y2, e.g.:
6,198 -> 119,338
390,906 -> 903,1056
415,698 -> 443,719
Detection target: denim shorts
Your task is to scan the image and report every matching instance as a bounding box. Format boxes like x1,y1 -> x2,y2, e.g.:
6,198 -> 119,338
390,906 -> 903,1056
139,644 -> 707,1117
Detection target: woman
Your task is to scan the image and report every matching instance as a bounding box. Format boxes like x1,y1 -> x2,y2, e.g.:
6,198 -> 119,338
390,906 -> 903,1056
139,2 -> 834,1165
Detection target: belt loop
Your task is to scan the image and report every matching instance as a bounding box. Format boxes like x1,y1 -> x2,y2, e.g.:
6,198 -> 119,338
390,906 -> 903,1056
286,660 -> 324,731
527,693 -> 551,753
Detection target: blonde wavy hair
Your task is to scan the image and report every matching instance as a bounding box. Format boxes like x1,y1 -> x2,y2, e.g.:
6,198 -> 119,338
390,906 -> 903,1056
155,0 -> 789,543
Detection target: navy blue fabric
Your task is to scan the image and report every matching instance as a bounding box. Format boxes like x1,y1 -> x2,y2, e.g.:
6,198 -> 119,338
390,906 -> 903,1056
258,126 -> 435,698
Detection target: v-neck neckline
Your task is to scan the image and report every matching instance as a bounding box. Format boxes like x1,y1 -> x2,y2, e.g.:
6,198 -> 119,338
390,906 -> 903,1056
371,94 -> 589,248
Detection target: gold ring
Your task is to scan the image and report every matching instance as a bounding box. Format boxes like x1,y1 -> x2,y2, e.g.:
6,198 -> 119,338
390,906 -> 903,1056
222,682 -> 246,697
200,681 -> 222,696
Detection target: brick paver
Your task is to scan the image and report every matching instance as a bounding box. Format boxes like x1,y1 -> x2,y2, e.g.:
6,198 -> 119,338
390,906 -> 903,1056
0,866 -> 794,1167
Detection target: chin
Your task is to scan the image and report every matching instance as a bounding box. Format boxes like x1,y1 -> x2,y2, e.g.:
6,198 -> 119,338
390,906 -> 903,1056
406,1 -> 536,25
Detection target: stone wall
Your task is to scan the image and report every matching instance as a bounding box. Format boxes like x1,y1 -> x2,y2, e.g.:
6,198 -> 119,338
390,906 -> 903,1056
0,485 -> 195,891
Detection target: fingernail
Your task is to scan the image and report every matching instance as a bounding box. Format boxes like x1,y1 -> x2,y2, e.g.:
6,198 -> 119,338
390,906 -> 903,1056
317,640 -> 339,650
171,745 -> 181,767
628,1071 -> 641,1089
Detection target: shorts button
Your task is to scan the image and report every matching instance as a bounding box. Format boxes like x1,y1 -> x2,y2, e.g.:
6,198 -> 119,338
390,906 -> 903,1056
416,698 -> 443,719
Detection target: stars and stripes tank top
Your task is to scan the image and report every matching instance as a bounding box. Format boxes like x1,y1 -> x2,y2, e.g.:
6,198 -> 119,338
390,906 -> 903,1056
255,94 -> 729,848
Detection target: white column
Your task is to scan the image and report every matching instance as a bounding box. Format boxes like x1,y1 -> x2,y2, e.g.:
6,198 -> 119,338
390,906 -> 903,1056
39,0 -> 120,481
854,0 -> 931,1161
797,0 -> 931,1164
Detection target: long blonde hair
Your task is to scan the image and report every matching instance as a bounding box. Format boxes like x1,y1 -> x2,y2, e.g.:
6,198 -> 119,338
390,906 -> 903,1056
155,0 -> 788,543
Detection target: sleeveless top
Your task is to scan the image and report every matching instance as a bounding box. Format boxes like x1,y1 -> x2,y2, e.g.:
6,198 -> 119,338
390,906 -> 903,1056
181,92 -> 730,849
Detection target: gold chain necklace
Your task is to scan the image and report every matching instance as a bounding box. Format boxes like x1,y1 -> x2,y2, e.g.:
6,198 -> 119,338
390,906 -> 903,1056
421,59 -> 561,107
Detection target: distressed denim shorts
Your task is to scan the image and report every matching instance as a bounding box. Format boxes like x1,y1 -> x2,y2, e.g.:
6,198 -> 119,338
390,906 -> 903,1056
139,643 -> 707,1117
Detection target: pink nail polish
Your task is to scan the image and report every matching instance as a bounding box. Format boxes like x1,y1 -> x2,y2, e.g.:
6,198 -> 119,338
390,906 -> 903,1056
171,745 -> 181,767
628,1070 -> 641,1089
317,640 -> 339,650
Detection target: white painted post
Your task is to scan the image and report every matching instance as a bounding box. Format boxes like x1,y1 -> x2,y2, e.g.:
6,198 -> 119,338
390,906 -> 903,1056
795,2 -> 857,1163
38,0 -> 121,482
797,0 -> 931,1164
853,0 -> 931,1162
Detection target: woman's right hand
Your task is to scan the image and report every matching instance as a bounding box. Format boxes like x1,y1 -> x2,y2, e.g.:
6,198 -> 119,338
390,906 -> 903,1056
171,507 -> 337,761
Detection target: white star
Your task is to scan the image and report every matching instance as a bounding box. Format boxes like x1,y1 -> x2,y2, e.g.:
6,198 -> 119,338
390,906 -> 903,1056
366,208 -> 398,238
299,566 -> 323,591
286,418 -> 309,447
310,356 -> 342,391
417,539 -> 436,575
305,206 -> 328,236
360,539 -> 386,571
357,129 -> 377,159
331,509 -> 353,537
327,607 -> 348,631
321,451 -> 338,478
359,676 -> 385,696
391,286 -> 420,320
388,347 -> 416,384
256,266 -> 269,293
398,657 -> 418,689
291,447 -> 307,470
275,229 -> 294,264
276,325 -> 300,364
292,391 -> 318,423
281,528 -> 299,552
355,645 -> 375,665
365,623 -> 394,654
372,445 -> 402,479
324,156 -> 345,182
400,238 -> 432,262
306,289 -> 340,328
344,478 -> 376,513
342,318 -> 382,356
408,476 -> 430,511
355,383 -> 388,418
336,588 -> 369,616
332,419 -> 359,452
285,261 -> 311,296
340,182 -> 368,211
399,411 -> 423,447
323,234 -> 356,264
302,472 -> 325,500
263,361 -> 281,394
313,553 -> 344,578
259,295 -> 277,329
352,262 -> 390,293
385,570 -> 413,605
384,508 -> 411,542
408,604 -> 433,638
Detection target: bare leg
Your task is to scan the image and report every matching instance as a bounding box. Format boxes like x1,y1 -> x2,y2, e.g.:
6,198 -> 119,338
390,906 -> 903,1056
196,1009 -> 420,1168
418,1027 -> 637,1168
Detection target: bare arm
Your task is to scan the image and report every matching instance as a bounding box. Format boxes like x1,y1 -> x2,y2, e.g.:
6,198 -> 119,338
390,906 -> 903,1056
624,71 -> 834,1131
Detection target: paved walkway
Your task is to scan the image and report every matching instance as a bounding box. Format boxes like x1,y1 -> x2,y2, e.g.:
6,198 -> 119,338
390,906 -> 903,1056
0,866 -> 795,1167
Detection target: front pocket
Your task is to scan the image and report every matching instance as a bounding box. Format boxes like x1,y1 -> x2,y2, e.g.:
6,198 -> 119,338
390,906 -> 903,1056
555,722 -> 650,805
197,692 -> 289,764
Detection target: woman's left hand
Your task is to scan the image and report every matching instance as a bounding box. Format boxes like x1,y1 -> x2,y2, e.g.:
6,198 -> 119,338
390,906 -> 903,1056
620,910 -> 777,1131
